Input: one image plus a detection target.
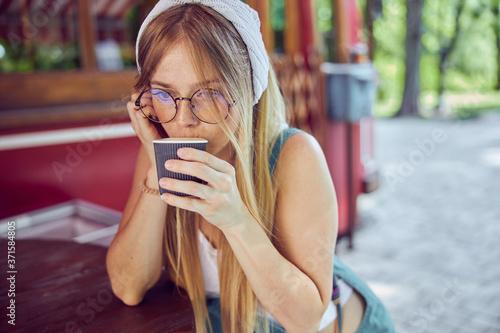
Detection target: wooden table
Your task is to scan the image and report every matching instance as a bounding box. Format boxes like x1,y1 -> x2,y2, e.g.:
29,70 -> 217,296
0,239 -> 195,332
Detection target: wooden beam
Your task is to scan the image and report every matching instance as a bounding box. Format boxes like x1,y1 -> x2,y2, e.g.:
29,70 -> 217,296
77,0 -> 97,70
284,0 -> 301,55
246,0 -> 274,53
0,70 -> 138,110
0,102 -> 129,130
333,0 -> 351,63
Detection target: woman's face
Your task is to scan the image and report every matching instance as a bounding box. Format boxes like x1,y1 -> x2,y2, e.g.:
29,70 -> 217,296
150,41 -> 238,164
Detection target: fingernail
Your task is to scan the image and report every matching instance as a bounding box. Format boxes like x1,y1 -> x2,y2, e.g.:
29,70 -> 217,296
165,160 -> 173,168
161,193 -> 168,201
159,178 -> 167,187
178,148 -> 186,157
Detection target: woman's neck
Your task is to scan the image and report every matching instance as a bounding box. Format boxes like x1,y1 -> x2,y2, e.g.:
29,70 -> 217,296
214,141 -> 236,166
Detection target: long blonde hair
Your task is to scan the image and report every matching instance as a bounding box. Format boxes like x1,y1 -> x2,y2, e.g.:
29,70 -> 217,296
135,4 -> 288,332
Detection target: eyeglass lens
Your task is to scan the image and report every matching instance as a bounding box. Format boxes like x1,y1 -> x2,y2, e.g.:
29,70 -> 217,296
138,88 -> 229,124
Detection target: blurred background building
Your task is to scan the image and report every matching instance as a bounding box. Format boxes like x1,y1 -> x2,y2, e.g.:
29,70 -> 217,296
0,0 -> 381,247
1,1 -> 499,331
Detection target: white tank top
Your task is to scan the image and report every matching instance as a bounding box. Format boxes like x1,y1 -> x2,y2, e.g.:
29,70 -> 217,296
197,229 -> 354,331
198,229 -> 221,296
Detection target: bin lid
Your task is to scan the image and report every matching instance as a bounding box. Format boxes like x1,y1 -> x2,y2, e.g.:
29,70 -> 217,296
321,62 -> 377,81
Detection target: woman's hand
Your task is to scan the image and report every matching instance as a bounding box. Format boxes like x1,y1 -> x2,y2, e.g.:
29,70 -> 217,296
127,91 -> 164,166
159,148 -> 250,231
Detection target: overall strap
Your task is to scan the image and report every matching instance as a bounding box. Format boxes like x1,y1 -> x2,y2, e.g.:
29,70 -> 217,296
332,275 -> 343,332
268,127 -> 304,175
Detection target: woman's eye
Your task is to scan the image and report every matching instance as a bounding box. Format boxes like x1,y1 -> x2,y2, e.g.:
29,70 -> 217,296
196,89 -> 223,100
152,90 -> 172,101
196,90 -> 209,99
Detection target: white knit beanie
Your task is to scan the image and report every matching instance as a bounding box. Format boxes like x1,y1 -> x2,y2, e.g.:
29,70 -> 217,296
136,0 -> 270,105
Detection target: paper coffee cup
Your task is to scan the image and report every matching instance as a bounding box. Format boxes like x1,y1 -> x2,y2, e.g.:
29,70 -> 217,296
153,138 -> 208,197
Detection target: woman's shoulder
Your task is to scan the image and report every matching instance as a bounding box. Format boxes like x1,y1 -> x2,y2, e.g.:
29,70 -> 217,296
281,129 -> 320,152
272,128 -> 338,261
273,129 -> 326,177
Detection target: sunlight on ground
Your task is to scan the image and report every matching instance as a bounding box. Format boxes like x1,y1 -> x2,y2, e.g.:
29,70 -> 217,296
366,281 -> 399,299
480,148 -> 500,168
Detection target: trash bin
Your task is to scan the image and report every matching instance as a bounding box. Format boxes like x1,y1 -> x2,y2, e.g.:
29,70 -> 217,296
320,63 -> 378,247
321,63 -> 377,122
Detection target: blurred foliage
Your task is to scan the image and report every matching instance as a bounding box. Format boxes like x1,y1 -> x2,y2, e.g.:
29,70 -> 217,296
0,39 -> 79,73
315,0 -> 334,33
368,0 -> 408,116
270,0 -> 286,31
421,0 -> 497,90
0,3 -> 141,74
0,36 -> 138,73
315,0 -> 336,62
366,0 -> 500,118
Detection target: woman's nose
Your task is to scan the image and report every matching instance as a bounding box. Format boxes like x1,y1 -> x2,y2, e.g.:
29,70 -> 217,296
175,99 -> 197,126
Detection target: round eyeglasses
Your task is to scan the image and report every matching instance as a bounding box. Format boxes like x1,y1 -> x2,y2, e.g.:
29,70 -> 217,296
135,88 -> 235,124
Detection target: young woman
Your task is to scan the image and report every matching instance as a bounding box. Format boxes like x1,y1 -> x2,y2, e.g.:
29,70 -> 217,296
106,1 -> 394,332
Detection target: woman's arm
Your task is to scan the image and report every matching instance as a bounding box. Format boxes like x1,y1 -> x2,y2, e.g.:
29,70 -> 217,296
161,132 -> 338,332
106,93 -> 168,306
106,146 -> 167,306
223,133 -> 338,332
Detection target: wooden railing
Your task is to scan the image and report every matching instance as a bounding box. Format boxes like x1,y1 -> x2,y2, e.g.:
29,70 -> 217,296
272,51 -> 325,142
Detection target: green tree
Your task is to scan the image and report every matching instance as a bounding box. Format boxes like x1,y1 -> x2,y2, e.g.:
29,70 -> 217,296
422,0 -> 498,115
493,0 -> 500,90
435,0 -> 465,115
397,0 -> 425,117
372,0 -> 407,107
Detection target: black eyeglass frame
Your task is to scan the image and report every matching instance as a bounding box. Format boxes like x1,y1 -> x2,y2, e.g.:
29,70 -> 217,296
135,87 -> 236,125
